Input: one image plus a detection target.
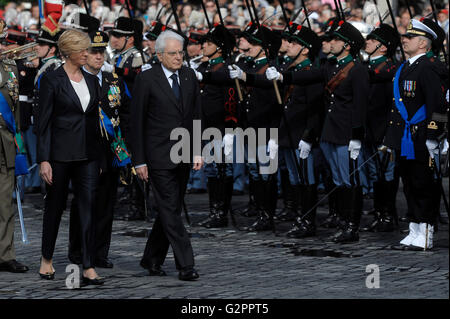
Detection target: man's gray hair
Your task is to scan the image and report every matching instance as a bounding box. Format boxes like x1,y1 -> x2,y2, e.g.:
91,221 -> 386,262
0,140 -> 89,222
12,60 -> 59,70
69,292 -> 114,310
155,30 -> 185,53
419,36 -> 432,50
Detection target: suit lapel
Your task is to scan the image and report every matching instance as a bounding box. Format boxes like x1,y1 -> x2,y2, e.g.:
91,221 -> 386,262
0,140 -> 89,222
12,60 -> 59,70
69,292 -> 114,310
155,64 -> 182,113
84,72 -> 97,113
63,73 -> 84,112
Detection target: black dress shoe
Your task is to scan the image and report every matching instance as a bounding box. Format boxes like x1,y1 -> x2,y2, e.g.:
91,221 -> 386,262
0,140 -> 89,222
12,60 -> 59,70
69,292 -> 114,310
178,269 -> 199,281
94,258 -> 114,268
82,276 -> 105,286
0,260 -> 29,273
148,264 -> 166,276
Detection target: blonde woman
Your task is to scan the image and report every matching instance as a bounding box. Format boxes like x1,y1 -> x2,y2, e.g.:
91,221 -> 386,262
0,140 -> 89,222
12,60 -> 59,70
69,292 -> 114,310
37,29 -> 104,285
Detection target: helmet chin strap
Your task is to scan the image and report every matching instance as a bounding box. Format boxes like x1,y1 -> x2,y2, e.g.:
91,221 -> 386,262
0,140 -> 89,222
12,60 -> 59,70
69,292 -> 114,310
291,47 -> 305,63
367,42 -> 383,58
205,46 -> 220,58
334,42 -> 348,58
120,36 -> 130,53
252,48 -> 264,60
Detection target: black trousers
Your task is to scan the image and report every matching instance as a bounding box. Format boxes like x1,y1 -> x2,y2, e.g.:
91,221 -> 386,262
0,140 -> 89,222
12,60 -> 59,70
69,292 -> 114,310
42,160 -> 99,269
69,169 -> 119,261
141,164 -> 194,270
398,155 -> 435,224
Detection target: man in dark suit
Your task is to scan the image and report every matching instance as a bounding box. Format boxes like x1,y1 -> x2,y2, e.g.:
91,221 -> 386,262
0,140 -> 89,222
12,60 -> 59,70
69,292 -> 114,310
131,30 -> 203,281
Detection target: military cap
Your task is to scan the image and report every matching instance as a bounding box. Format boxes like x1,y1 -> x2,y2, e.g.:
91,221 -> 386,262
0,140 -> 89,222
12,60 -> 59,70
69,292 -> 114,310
333,20 -> 365,54
145,21 -> 165,41
402,19 -> 437,40
89,31 -> 109,48
366,23 -> 400,57
289,23 -> 322,59
202,24 -> 235,56
187,29 -> 206,45
111,17 -> 135,35
37,29 -> 64,46
420,18 -> 445,55
321,17 -> 339,41
69,12 -> 100,33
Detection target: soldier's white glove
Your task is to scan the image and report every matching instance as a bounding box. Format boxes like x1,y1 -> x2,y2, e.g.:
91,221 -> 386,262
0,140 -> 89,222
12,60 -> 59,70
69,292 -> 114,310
441,140 -> 449,155
298,140 -> 312,159
101,61 -> 114,73
222,133 -> 234,158
141,63 -> 152,71
446,89 -> 449,103
268,139 -> 279,160
426,139 -> 439,158
266,66 -> 282,82
348,140 -> 362,160
378,145 -> 392,153
228,64 -> 244,80
194,70 -> 203,81
189,60 -> 200,70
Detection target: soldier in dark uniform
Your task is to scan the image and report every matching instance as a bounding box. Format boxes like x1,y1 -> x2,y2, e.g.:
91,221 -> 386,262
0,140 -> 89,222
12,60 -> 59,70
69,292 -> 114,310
143,21 -> 166,67
386,20 -> 447,250
229,24 -> 282,231
32,29 -> 63,134
109,17 -> 147,221
16,53 -> 39,194
273,23 -> 299,223
266,21 -> 369,243
359,24 -> 400,233
420,18 -> 449,228
69,31 -> 131,268
276,24 -> 324,238
192,24 -> 236,228
0,19 -> 29,273
109,17 -> 146,93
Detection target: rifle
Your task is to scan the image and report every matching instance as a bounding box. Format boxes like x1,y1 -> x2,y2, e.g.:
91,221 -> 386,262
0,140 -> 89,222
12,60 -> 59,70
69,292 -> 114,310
300,0 -> 311,28
429,0 -> 449,65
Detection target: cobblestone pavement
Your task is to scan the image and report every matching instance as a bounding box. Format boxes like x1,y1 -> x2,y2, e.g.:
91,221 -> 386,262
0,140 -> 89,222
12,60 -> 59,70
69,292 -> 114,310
0,180 -> 448,299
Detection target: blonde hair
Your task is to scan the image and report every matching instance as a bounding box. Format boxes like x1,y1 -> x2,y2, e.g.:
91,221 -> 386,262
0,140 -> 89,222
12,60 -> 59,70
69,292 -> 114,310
58,29 -> 91,57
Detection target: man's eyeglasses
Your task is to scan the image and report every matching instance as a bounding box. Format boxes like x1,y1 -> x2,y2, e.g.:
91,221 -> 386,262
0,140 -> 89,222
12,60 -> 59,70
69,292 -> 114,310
164,50 -> 185,57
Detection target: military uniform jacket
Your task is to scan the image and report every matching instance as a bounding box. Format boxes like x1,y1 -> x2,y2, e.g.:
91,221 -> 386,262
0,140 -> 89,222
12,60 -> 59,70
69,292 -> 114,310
114,46 -> 146,93
242,59 -> 282,142
17,59 -> 37,132
0,59 -> 20,169
284,56 -> 369,145
199,59 -> 239,134
365,57 -> 396,145
98,71 -> 131,171
384,55 -> 446,161
279,61 -> 324,148
32,57 -> 62,133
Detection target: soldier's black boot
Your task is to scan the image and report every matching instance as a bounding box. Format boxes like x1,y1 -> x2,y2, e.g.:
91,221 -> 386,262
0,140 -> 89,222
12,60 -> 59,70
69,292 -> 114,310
376,180 -> 397,232
240,176 -> 258,217
275,169 -> 296,221
320,185 -> 340,228
275,182 -> 300,222
198,177 -> 223,227
333,187 -> 362,243
361,181 -> 385,232
246,178 -> 276,231
287,184 -> 317,238
203,175 -> 230,228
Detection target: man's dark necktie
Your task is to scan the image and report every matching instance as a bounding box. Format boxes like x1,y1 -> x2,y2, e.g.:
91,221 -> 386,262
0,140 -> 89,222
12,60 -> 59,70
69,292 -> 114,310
170,73 -> 181,102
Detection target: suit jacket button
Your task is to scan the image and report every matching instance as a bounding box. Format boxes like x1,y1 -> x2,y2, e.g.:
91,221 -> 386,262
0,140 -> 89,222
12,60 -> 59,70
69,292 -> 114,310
328,109 -> 331,112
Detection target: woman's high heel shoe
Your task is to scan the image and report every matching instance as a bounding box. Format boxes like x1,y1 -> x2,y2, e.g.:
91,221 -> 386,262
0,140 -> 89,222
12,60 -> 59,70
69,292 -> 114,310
39,257 -> 55,280
39,271 -> 55,280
